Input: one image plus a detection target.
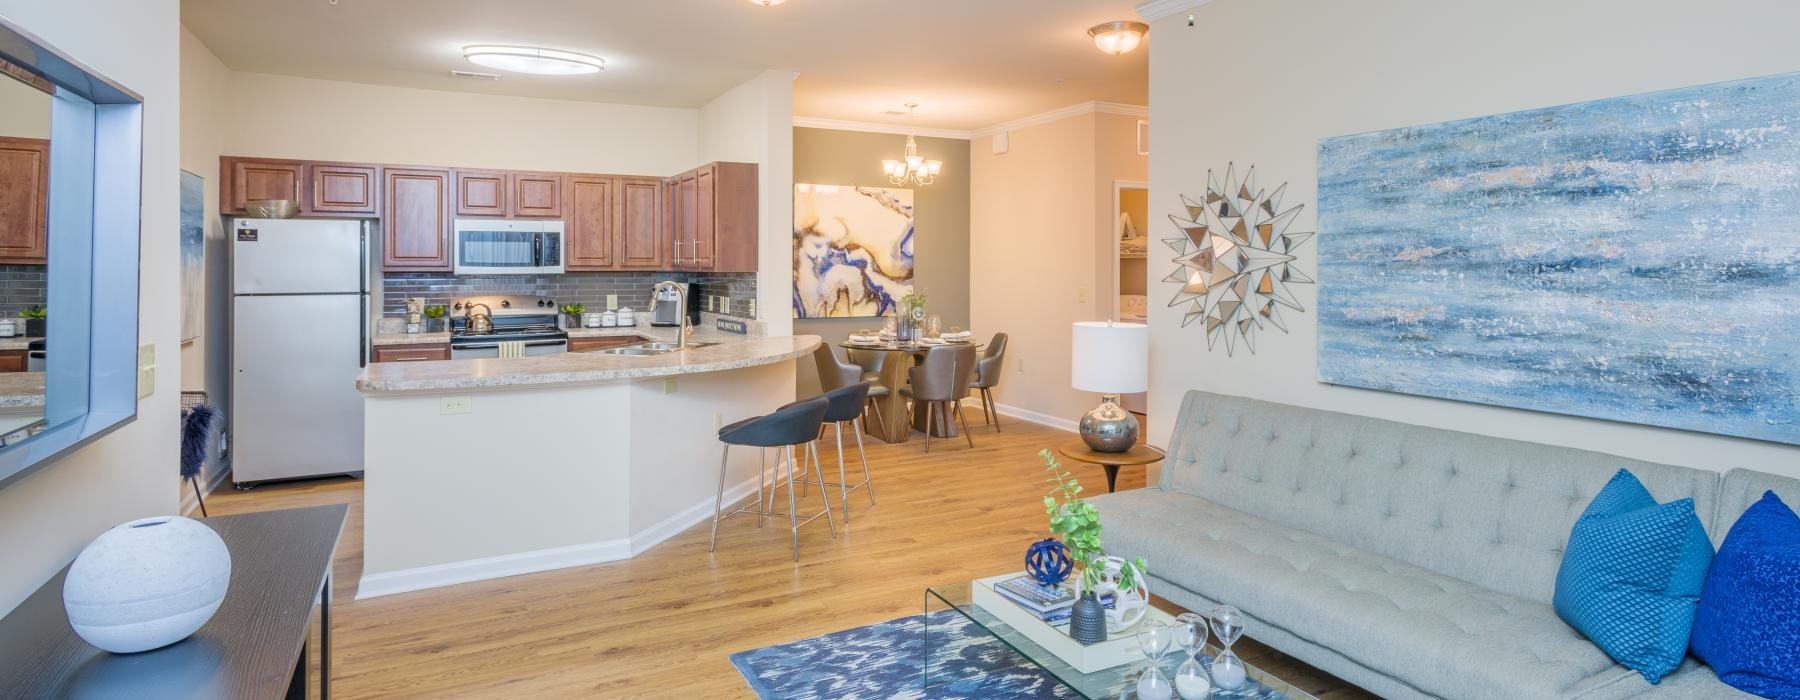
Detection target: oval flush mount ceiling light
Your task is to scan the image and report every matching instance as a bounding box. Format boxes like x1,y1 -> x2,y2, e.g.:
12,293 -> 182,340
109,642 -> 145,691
1088,21 -> 1149,55
463,45 -> 605,75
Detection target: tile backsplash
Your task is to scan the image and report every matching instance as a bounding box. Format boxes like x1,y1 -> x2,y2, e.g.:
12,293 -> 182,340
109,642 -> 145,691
382,271 -> 757,319
0,264 -> 47,318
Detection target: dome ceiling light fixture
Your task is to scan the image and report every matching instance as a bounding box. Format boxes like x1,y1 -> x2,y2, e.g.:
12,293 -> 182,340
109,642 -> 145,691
462,45 -> 605,75
881,104 -> 943,187
748,0 -> 788,5
1088,21 -> 1149,55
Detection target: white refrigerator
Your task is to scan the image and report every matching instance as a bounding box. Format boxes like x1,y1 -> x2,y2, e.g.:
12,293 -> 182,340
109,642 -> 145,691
231,218 -> 370,485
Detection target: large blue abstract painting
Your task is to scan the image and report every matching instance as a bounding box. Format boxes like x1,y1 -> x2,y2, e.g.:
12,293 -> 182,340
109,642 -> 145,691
1318,73 -> 1800,445
793,184 -> 914,318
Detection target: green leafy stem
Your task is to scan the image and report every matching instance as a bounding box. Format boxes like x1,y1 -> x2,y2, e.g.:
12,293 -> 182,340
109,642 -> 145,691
1040,448 -> 1147,593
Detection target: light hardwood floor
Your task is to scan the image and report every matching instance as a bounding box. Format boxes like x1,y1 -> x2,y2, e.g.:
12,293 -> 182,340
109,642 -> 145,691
207,414 -> 1368,699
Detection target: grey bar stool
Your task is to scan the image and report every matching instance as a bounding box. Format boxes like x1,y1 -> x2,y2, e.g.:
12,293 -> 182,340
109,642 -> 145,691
710,396 -> 836,561
900,344 -> 978,452
808,382 -> 876,522
969,332 -> 1008,431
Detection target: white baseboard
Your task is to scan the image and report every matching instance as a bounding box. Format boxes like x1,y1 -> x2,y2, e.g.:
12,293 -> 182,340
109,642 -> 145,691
181,464 -> 232,517
993,402 -> 1079,432
355,475 -> 766,599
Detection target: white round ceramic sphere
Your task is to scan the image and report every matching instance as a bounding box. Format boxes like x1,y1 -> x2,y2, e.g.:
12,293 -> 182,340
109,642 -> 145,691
62,515 -> 231,654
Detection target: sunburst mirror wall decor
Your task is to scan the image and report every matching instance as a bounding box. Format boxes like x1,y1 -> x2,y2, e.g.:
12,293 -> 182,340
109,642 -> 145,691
1163,164 -> 1314,355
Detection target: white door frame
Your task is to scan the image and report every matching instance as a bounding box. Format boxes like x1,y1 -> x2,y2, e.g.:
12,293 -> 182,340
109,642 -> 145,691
1111,179 -> 1150,322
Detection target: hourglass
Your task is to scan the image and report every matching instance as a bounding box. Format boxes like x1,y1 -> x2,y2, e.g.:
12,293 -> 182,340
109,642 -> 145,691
1173,612 -> 1211,699
1135,619 -> 1173,700
1209,605 -> 1247,690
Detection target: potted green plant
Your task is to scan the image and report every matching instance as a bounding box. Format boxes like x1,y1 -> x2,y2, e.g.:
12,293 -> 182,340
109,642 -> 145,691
19,305 -> 46,337
897,291 -> 927,342
559,303 -> 586,329
423,305 -> 447,333
1040,448 -> 1149,644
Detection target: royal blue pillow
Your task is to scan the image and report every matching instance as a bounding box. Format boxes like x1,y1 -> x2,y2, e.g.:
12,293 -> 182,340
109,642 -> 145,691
1690,491 -> 1800,698
1553,469 -> 1713,684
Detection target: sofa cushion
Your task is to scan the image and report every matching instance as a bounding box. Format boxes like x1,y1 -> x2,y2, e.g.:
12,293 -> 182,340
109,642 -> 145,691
1552,470 -> 1712,684
1690,491 -> 1800,698
1091,488 -> 1634,699
1156,391 -> 1721,605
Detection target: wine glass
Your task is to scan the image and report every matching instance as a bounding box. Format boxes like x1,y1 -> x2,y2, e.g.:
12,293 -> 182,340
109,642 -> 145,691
1135,619 -> 1173,700
1173,613 -> 1211,699
1209,606 -> 1246,691
925,313 -> 942,338
881,314 -> 896,335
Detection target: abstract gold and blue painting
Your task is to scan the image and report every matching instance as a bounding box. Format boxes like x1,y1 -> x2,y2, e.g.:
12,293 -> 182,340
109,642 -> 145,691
793,184 -> 914,318
1317,72 -> 1800,445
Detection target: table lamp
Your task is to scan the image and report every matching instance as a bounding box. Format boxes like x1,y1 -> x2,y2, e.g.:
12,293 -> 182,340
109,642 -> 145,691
1071,321 -> 1148,452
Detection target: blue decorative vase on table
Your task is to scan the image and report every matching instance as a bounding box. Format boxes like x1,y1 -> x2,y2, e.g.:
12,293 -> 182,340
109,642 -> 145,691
1025,538 -> 1073,588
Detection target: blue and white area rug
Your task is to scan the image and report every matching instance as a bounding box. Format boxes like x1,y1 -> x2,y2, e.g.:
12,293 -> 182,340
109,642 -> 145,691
730,611 -> 1075,699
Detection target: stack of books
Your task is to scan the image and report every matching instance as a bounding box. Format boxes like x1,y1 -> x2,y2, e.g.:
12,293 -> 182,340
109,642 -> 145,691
990,575 -> 1113,624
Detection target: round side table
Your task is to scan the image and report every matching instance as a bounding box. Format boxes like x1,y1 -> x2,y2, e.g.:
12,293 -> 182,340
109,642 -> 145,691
1056,441 -> 1166,493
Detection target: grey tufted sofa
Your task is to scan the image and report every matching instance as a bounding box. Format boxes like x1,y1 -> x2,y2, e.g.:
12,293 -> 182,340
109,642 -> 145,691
1089,390 -> 1790,699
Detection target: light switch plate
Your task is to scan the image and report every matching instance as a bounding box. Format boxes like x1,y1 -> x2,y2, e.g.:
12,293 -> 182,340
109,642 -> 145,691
136,343 -> 155,399
663,377 -> 677,394
440,396 -> 472,414
606,294 -> 618,310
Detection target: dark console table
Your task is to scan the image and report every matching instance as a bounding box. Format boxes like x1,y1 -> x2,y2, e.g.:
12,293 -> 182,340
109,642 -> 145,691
0,505 -> 347,699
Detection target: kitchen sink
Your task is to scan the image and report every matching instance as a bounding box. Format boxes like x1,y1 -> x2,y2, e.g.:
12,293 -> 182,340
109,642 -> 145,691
590,341 -> 719,357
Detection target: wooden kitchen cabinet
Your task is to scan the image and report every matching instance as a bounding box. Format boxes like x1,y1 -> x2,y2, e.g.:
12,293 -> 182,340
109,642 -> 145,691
454,169 -> 508,217
225,157 -> 306,211
382,168 -> 453,271
511,173 -> 563,217
617,176 -> 664,269
667,162 -> 757,272
0,137 -> 48,264
372,343 -> 450,363
563,176 -> 615,270
309,163 -> 378,214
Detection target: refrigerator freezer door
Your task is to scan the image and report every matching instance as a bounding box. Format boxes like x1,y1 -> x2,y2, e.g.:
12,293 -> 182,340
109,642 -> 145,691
233,218 -> 365,294
232,293 -> 367,483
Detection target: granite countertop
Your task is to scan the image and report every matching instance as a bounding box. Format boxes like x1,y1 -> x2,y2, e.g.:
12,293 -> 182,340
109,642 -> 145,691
0,371 -> 45,409
0,337 -> 43,351
357,333 -> 821,395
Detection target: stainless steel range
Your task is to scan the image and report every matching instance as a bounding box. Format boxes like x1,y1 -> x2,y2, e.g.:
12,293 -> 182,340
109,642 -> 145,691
449,295 -> 569,360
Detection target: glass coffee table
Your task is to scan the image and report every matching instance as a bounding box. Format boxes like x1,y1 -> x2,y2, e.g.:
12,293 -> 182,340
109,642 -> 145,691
925,582 -> 1315,699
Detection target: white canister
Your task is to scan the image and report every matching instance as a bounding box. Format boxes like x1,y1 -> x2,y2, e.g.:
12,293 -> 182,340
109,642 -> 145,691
0,320 -> 14,337
601,311 -> 618,327
616,307 -> 634,326
583,312 -> 602,328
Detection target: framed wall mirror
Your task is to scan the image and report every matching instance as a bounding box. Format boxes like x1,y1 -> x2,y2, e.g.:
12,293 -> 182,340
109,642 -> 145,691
0,15 -> 143,488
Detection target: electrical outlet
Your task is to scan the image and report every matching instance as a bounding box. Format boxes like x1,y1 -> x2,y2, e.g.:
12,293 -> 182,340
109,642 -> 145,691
136,343 -> 155,399
439,396 -> 472,414
749,299 -> 757,317
606,294 -> 618,310
663,377 -> 677,394
1016,357 -> 1025,373
714,412 -> 723,430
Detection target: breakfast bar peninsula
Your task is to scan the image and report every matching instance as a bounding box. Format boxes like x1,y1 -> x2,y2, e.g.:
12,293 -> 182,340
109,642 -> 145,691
354,324 -> 820,598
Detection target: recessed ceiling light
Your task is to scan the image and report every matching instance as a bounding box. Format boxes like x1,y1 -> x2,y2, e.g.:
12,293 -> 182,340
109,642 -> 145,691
462,45 -> 604,75
747,0 -> 787,5
1088,21 -> 1148,55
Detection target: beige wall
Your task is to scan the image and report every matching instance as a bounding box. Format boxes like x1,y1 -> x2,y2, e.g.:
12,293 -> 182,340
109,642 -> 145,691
1147,0 -> 1800,477
224,72 -> 699,176
970,109 -> 1146,428
0,0 -> 181,613
792,127 -> 970,397
0,76 -> 49,138
699,70 -> 796,341
178,26 -> 232,505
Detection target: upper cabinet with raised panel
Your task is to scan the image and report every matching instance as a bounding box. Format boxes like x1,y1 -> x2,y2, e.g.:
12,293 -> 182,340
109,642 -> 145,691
226,158 -> 305,210
0,137 -> 49,264
454,169 -> 507,217
564,175 -> 665,271
223,157 -> 378,217
512,173 -> 562,218
563,176 -> 614,270
382,167 -> 452,271
617,177 -> 664,269
667,162 -> 757,273
309,164 -> 378,215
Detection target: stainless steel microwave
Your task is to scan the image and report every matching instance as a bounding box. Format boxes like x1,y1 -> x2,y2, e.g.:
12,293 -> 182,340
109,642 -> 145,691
452,219 -> 564,275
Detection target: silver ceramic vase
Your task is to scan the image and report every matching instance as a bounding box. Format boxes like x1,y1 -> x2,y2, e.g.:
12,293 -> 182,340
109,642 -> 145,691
1069,591 -> 1108,645
1079,394 -> 1138,452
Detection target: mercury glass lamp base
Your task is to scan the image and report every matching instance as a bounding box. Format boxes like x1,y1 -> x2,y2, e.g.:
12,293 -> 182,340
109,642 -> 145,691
1079,394 -> 1138,452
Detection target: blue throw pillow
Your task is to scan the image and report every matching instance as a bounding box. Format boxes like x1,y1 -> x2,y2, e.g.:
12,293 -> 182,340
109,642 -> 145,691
1553,469 -> 1713,684
1690,491 -> 1800,698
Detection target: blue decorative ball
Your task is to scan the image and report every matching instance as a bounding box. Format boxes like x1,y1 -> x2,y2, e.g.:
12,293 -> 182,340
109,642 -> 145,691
1025,538 -> 1074,588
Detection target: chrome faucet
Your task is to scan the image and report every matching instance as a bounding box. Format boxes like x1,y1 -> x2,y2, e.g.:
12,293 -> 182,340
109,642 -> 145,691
652,280 -> 692,349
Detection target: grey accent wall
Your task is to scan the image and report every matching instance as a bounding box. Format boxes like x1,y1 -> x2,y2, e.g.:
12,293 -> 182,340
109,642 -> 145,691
382,271 -> 756,319
0,264 -> 47,318
792,127 -> 971,395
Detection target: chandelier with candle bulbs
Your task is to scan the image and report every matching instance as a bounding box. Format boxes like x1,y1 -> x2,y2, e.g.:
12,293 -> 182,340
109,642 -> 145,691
881,104 -> 943,187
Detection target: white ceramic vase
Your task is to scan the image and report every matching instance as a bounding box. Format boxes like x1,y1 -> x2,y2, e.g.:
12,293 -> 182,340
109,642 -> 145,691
1094,555 -> 1151,632
62,515 -> 232,654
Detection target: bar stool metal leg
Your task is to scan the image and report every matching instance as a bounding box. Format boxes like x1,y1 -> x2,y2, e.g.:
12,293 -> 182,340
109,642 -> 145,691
833,421 -> 850,521
854,417 -> 875,505
784,445 -> 800,561
809,441 -> 837,539
709,443 -> 730,552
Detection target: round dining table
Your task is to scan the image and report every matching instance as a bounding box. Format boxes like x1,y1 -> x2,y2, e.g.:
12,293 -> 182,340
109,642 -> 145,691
838,339 -> 982,444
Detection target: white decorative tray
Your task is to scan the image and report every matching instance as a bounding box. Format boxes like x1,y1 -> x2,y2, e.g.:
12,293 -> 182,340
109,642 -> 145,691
970,572 -> 1173,674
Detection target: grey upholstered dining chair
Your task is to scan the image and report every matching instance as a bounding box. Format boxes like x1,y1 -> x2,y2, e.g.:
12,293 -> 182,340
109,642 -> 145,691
968,332 -> 1008,432
813,344 -> 886,427
900,344 -> 978,451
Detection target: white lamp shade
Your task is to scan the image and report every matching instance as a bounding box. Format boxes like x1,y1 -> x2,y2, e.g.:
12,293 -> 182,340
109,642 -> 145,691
1071,321 -> 1148,393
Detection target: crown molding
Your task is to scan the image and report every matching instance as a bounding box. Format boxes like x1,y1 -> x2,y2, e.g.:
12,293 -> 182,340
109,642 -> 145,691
792,116 -> 972,140
1135,0 -> 1214,22
971,101 -> 1150,140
